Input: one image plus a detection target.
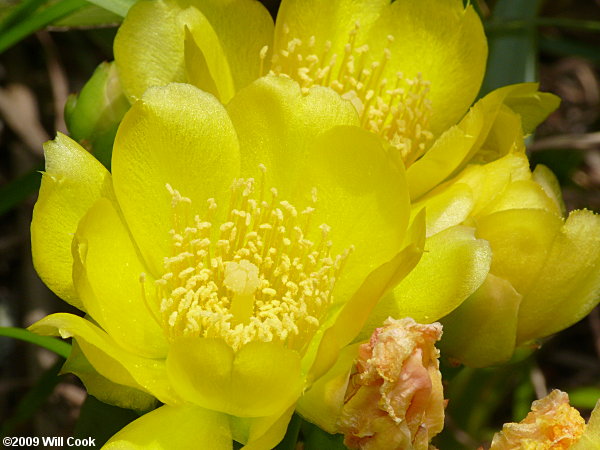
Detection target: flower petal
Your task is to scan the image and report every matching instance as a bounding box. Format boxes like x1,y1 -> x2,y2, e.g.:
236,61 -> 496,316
114,0 -> 187,100
407,86 -> 546,200
230,407 -> 295,450
115,0 -> 273,102
31,133 -> 112,310
62,340 -> 157,412
274,0 -> 387,63
360,225 -> 492,338
572,399 -> 600,450
364,0 -> 487,136
112,83 -> 240,276
29,313 -> 178,404
307,212 -> 425,382
296,343 -> 359,433
104,404 -> 232,450
439,274 -> 522,367
227,75 -> 359,186
184,0 -> 274,95
475,208 -> 564,296
411,183 -> 474,237
72,197 -> 168,359
228,75 -> 410,304
167,337 -> 303,417
517,209 -> 600,343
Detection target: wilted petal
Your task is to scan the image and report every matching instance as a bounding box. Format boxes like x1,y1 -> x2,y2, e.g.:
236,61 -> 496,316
337,318 -> 444,450
490,390 -> 586,449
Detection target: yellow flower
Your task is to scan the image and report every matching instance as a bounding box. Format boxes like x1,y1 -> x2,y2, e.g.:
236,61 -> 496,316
490,390 -> 590,450
114,0 -> 491,167
405,130 -> 600,367
296,318 -> 445,450
113,0 -> 560,187
111,1 -> 561,339
30,76 -> 425,448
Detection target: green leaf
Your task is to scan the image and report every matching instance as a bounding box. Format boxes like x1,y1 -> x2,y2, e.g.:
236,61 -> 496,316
302,421 -> 346,450
0,326 -> 71,358
85,0 -> 136,17
569,387 -> 600,410
53,4 -> 122,27
0,359 -> 64,438
0,165 -> 42,217
480,0 -> 543,96
0,0 -> 47,33
0,0 -> 86,54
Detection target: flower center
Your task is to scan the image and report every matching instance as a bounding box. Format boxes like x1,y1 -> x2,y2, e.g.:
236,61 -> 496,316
261,22 -> 434,166
155,170 -> 350,352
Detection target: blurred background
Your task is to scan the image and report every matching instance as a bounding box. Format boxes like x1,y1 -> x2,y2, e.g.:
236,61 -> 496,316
0,0 -> 598,448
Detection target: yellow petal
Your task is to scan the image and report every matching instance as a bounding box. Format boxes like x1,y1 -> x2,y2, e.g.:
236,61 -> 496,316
307,212 -> 425,383
29,313 -> 178,404
500,83 -> 561,134
180,7 -> 235,102
406,114 -> 480,200
476,208 -> 564,295
439,274 -> 522,367
479,179 -> 562,218
532,164 -> 566,217
227,75 -> 359,186
184,0 -> 274,95
167,337 -> 303,417
407,91 -> 530,200
112,83 -> 240,277
365,0 -> 487,136
450,153 -> 532,217
296,343 -> 359,433
228,76 -> 410,304
411,183 -> 474,237
517,209 -> 600,343
72,197 -> 168,359
104,404 -> 232,450
62,340 -> 157,412
573,399 -> 600,450
115,0 -> 273,101
114,0 -> 187,100
231,407 -> 295,450
31,133 -> 112,310
361,225 -> 491,339
274,0 -> 387,65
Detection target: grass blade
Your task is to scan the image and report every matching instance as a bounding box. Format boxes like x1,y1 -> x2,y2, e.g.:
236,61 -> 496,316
0,326 -> 71,358
0,0 -> 86,54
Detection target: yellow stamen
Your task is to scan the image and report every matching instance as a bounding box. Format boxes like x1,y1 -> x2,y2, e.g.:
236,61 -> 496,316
153,171 -> 351,352
268,22 -> 434,167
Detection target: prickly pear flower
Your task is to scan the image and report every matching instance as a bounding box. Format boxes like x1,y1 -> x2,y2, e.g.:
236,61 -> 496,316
297,318 -> 445,450
490,390 -> 587,449
410,147 -> 600,367
29,76 -> 423,448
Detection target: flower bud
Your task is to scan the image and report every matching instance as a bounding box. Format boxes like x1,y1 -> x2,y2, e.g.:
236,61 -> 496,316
65,61 -> 130,168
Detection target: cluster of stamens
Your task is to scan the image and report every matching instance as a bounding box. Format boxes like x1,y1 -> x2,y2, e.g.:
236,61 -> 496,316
154,170 -> 350,352
261,22 -> 434,166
